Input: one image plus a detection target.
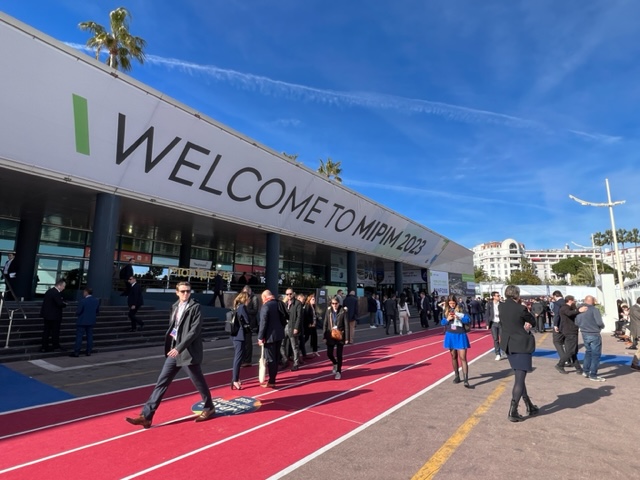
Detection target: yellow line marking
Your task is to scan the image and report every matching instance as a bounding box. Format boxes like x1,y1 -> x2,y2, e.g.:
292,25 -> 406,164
412,378 -> 509,480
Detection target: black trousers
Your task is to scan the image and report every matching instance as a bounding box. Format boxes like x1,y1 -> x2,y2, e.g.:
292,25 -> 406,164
42,318 -> 62,349
327,341 -> 344,373
211,291 -> 224,308
242,330 -> 253,364
552,331 -> 566,361
385,314 -> 398,334
129,307 -> 143,330
420,310 -> 428,328
558,334 -> 579,366
264,340 -> 282,384
141,356 -> 213,420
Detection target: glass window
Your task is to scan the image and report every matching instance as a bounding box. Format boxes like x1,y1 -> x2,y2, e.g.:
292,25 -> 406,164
152,256 -> 180,267
39,244 -> 84,257
153,242 -> 180,257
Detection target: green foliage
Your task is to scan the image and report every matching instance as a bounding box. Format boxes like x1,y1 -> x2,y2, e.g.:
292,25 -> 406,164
552,257 -> 591,276
474,266 -> 488,283
79,7 -> 146,72
507,270 -> 542,285
317,157 -> 342,182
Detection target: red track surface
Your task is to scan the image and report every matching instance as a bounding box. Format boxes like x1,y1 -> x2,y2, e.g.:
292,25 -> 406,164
1,329 -> 493,479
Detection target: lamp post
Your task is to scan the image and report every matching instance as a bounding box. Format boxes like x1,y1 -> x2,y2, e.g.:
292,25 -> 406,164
569,178 -> 625,290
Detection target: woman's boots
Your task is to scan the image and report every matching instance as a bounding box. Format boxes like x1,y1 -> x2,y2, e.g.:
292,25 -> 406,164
508,400 -> 524,422
523,396 -> 539,416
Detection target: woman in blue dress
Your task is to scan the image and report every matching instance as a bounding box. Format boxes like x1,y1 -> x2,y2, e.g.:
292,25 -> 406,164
441,294 -> 471,387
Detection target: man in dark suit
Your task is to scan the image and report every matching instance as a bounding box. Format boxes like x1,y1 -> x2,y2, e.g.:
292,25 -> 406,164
70,287 -> 100,357
343,290 -> 359,344
418,291 -> 430,329
485,291 -> 505,360
127,276 -> 144,331
258,290 -> 285,388
210,271 -> 225,307
119,258 -> 134,296
40,279 -> 67,352
280,287 -> 304,370
384,293 -> 398,335
2,251 -> 18,300
125,282 -> 215,428
469,297 -> 483,328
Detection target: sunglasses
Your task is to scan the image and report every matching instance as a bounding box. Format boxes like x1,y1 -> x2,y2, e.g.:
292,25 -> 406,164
178,290 -> 191,294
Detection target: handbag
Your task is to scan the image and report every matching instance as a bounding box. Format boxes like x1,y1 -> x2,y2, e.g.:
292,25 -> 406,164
330,315 -> 343,341
258,345 -> 267,384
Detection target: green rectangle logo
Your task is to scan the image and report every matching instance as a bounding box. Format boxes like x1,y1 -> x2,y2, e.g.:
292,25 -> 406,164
72,94 -> 90,155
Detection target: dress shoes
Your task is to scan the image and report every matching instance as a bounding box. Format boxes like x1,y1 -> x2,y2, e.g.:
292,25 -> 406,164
125,415 -> 152,429
261,382 -> 276,388
194,407 -> 215,423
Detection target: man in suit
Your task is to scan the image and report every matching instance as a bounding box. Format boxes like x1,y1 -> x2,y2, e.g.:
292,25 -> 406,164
2,251 -> 18,300
127,276 -> 144,331
555,295 -> 587,374
418,291 -> 430,329
280,287 -> 304,370
210,271 -> 225,307
343,290 -> 359,344
119,258 -> 134,296
125,282 -> 215,428
258,290 -> 285,388
469,297 -> 483,329
40,279 -> 67,352
70,287 -> 100,357
384,293 -> 399,335
485,291 -> 506,360
551,290 -> 567,363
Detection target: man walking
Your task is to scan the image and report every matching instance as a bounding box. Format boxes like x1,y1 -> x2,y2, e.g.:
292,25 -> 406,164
551,291 -> 567,361
40,279 -> 67,352
555,295 -> 587,374
127,275 -> 144,331
576,295 -> 606,381
485,291 -> 505,360
125,282 -> 215,428
384,293 -> 398,335
70,287 -> 100,357
280,288 -> 303,370
343,290 -> 359,344
119,258 -> 134,296
419,291 -> 430,329
258,290 -> 285,388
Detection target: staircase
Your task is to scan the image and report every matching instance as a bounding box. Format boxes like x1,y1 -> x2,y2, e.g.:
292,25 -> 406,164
0,301 -> 225,363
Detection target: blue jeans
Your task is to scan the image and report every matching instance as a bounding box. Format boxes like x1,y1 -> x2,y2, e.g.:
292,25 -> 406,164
582,333 -> 602,378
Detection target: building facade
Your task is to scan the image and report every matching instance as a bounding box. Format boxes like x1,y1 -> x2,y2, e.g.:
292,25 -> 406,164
472,238 -> 604,283
0,13 -> 473,303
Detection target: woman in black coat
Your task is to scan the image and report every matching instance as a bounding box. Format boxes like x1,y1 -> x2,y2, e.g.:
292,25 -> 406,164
323,296 -> 346,380
499,285 -> 539,422
230,291 -> 251,390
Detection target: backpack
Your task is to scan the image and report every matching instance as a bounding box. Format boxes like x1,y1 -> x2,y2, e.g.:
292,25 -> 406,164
277,300 -> 289,327
225,309 -> 240,336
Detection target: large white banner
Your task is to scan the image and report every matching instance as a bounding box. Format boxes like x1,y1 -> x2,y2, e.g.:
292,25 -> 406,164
430,270 -> 450,296
0,15 -> 472,273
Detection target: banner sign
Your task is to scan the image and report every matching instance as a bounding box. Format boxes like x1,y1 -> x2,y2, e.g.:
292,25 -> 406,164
430,270 -> 449,296
0,15 -> 472,273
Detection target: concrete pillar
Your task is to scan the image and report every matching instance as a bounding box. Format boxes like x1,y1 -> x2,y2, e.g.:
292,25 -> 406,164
87,193 -> 121,302
13,203 -> 43,300
179,226 -> 192,267
395,262 -> 403,296
266,233 -> 280,295
347,251 -> 357,293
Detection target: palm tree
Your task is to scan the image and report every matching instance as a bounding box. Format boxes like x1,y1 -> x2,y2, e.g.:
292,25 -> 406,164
630,228 -> 640,277
79,7 -> 146,72
318,157 -> 343,183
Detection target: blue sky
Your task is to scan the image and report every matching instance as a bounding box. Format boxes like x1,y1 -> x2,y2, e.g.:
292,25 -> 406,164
4,0 -> 640,251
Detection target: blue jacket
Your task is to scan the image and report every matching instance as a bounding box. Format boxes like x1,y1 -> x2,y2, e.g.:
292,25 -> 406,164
76,295 -> 99,326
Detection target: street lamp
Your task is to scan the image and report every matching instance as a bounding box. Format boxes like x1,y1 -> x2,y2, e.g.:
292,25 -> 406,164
569,178 -> 625,290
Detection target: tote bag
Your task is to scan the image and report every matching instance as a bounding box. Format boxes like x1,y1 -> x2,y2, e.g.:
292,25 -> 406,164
258,345 -> 267,384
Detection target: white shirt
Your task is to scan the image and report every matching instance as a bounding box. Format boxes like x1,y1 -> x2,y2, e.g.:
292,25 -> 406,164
175,301 -> 188,327
493,302 -> 500,323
